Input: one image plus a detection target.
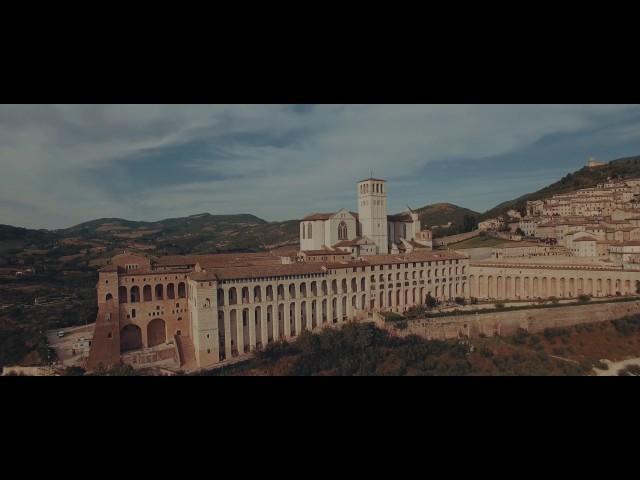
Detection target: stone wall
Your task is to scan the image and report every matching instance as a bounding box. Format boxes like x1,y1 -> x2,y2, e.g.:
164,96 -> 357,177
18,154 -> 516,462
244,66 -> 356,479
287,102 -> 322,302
378,300 -> 640,341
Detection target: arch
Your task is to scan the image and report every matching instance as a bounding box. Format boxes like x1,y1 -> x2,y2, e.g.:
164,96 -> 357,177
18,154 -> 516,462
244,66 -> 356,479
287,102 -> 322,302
311,300 -> 317,328
322,299 -> 327,323
105,293 -> 113,302
147,318 -> 166,347
278,304 -> 285,339
379,291 -> 384,309
307,223 -> 312,239
361,277 -> 366,291
242,309 -> 250,352
178,282 -> 186,299
321,280 -> 328,296
230,310 -> 238,355
331,280 -> 338,295
351,278 -> 358,293
332,297 -> 338,323
388,290 -> 392,308
241,287 -> 250,304
277,284 -> 285,300
338,221 -> 348,240
300,301 -> 308,331
289,302 -> 297,335
143,285 -> 152,302
266,285 -> 274,302
289,283 -> 296,299
311,281 -> 318,297
301,223 -> 306,239
254,285 -> 262,302
130,286 -> 140,303
217,288 -> 225,306
120,324 -> 142,352
267,305 -> 274,342
342,279 -> 348,294
218,311 -> 225,360
229,287 -> 238,305
300,282 -> 308,298
341,296 -> 347,320
167,283 -> 175,299
155,284 -> 164,300
118,286 -> 127,304
255,306 -> 263,348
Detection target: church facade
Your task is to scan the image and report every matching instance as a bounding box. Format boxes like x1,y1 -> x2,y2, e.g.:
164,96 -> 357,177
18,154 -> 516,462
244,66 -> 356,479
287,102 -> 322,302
299,177 -> 433,258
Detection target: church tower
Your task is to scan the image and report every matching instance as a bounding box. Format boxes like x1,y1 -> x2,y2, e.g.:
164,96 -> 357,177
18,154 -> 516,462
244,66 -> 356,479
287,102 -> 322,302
357,177 -> 388,254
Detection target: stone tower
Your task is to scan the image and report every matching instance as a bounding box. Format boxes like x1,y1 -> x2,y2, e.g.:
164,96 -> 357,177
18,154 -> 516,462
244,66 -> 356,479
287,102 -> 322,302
357,177 -> 388,254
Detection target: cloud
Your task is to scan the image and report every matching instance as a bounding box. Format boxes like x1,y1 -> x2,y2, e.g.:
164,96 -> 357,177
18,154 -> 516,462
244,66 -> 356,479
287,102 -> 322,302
1,104 -> 639,229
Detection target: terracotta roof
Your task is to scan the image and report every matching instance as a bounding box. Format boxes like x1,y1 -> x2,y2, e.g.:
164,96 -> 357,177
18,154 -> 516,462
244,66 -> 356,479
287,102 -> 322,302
387,212 -> 413,222
301,249 -> 350,256
302,212 -> 335,221
208,263 -> 327,281
573,236 -> 597,242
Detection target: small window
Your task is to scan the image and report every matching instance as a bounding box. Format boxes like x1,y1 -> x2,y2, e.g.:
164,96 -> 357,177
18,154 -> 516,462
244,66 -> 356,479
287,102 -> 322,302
107,332 -> 112,339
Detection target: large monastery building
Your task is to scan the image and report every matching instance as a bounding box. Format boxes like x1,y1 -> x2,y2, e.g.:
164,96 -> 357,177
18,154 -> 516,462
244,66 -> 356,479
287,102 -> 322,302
85,176 -> 640,373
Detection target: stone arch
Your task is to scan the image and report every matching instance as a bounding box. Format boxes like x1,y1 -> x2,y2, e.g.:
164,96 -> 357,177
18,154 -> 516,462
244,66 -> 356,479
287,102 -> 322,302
266,285 -> 274,301
331,280 -> 338,294
311,281 -> 318,297
229,287 -> 238,305
217,288 -> 225,306
342,296 -> 347,320
289,284 -> 296,299
241,287 -> 250,304
242,309 -> 250,351
178,282 -> 186,298
360,277 -> 366,291
300,282 -> 307,298
267,305 -> 274,342
147,318 -> 166,347
300,301 -> 308,331
130,286 -> 140,303
322,299 -> 327,323
311,300 -> 317,328
277,304 -> 285,339
332,297 -> 338,323
167,283 -> 175,299
143,285 -> 152,302
321,280 -> 328,295
120,324 -> 142,352
289,302 -> 297,335
254,285 -> 261,302
351,278 -> 358,293
230,310 -> 238,354
105,293 -> 113,302
255,306 -> 262,348
277,284 -> 285,300
155,284 -> 164,300
342,279 -> 348,294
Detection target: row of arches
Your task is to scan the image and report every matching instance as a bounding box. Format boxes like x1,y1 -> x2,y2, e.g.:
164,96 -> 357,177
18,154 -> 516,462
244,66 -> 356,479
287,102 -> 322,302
120,318 -> 167,352
468,273 -> 633,300
116,283 -> 186,304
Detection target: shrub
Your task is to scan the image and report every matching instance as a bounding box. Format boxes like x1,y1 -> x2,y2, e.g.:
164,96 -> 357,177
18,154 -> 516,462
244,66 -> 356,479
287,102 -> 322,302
454,297 -> 466,306
425,293 -> 438,309
513,328 -> 529,345
382,311 -> 406,323
578,294 -> 591,303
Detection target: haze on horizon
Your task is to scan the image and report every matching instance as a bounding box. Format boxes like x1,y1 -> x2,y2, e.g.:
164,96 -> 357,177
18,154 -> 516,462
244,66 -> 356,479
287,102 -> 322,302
2,104 -> 640,230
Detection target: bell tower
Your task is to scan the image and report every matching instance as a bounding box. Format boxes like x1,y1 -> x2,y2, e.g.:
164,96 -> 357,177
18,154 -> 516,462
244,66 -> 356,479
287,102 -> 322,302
357,177 -> 388,254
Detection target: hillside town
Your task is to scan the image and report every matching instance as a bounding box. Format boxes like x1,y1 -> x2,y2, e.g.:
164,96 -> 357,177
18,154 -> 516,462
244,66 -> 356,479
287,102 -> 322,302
479,173 -> 640,267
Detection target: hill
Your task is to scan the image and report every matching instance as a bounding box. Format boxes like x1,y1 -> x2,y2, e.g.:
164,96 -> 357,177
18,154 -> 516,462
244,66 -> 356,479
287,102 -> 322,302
481,154 -> 640,220
414,203 -> 480,238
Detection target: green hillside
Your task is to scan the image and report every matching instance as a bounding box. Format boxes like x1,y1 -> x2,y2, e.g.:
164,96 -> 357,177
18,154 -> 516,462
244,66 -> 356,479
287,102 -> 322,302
481,154 -> 640,220
414,203 -> 480,238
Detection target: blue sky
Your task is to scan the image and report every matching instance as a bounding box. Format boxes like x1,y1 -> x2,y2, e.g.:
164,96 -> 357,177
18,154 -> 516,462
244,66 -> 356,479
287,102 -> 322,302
2,104 -> 640,229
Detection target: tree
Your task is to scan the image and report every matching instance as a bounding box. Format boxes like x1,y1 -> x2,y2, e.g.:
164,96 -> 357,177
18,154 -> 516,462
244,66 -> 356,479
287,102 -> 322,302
425,293 -> 438,309
462,214 -> 478,233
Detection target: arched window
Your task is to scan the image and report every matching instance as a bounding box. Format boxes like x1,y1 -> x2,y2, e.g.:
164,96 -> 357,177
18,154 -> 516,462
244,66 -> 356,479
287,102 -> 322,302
301,223 -> 305,239
105,293 -> 113,302
338,221 -> 348,240
403,223 -> 407,238
307,223 -> 312,239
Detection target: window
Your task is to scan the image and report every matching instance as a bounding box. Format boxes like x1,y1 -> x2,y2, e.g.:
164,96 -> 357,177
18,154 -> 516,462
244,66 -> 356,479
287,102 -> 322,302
338,221 -> 348,240
308,223 -> 312,238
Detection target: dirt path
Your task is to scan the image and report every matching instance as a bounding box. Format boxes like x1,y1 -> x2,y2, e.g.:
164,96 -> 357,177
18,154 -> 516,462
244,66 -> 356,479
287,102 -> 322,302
593,357 -> 640,376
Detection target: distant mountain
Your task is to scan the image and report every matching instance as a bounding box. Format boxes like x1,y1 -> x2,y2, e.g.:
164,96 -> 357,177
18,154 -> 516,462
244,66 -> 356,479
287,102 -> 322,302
480,154 -> 640,220
414,203 -> 480,230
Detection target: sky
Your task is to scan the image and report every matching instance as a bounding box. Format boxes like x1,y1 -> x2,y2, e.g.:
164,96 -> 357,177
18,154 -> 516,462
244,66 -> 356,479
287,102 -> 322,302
2,104 -> 640,230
